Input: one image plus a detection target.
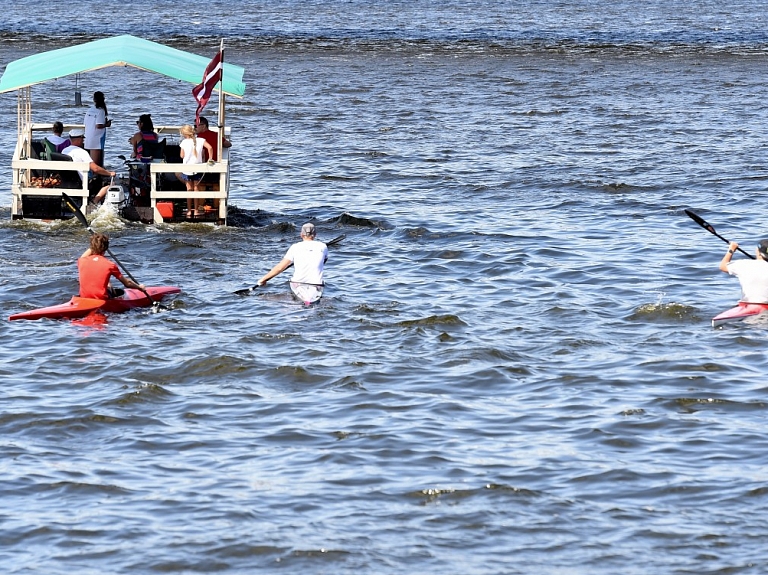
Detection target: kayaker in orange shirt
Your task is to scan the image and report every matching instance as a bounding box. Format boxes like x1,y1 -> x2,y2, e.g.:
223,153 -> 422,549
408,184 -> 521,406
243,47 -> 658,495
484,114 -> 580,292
78,233 -> 144,299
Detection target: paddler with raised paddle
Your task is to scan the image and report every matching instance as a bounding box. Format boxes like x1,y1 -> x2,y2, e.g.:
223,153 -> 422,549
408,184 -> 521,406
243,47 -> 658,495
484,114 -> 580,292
719,239 -> 768,303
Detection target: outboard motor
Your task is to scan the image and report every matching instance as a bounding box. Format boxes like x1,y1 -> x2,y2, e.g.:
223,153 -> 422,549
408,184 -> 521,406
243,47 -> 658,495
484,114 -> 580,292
106,183 -> 128,212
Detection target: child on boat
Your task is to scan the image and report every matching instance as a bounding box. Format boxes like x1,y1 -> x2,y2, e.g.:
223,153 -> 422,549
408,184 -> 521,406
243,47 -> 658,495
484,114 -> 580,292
176,124 -> 213,218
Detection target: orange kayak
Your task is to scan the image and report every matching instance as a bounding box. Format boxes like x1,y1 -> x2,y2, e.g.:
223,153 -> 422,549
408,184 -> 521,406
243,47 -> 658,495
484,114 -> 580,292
9,286 -> 181,321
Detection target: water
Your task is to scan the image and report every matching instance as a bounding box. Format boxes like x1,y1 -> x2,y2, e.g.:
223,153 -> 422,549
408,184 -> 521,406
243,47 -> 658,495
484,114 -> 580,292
2,2 -> 768,573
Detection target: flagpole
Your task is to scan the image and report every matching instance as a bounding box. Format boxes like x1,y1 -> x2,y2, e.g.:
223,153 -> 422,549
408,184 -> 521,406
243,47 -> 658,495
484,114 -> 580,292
217,38 -> 225,162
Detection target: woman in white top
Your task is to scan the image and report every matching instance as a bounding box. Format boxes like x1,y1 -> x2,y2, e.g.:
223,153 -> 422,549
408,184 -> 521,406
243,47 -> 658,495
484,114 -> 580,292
177,124 -> 213,217
83,91 -> 111,167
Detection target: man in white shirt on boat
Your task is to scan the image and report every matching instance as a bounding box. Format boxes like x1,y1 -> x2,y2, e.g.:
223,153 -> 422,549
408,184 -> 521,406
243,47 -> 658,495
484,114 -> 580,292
62,128 -> 116,204
257,223 -> 328,288
720,239 -> 768,302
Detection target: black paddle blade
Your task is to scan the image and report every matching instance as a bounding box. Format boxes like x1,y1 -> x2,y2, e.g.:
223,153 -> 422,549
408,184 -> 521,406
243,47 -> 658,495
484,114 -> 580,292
685,208 -> 755,260
234,285 -> 258,296
684,209 -> 715,234
327,233 -> 346,247
62,192 -> 90,229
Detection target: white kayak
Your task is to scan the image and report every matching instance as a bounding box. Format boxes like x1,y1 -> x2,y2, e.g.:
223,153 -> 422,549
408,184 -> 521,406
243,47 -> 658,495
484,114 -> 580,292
290,281 -> 324,305
712,302 -> 768,328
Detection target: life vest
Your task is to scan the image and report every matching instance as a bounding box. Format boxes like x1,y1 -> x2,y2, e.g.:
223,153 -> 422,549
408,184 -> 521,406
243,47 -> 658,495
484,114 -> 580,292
137,131 -> 159,163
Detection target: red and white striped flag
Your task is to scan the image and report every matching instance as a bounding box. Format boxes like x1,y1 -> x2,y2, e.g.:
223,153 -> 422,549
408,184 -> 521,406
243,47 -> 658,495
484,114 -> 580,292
192,49 -> 223,124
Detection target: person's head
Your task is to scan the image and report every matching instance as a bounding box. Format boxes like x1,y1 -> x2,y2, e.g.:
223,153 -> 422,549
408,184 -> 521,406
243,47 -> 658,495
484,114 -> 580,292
196,117 -> 210,133
180,124 -> 195,139
758,240 -> 768,261
137,114 -> 154,132
93,91 -> 106,108
89,233 -> 109,255
68,128 -> 85,146
300,222 -> 316,239
52,121 -> 64,136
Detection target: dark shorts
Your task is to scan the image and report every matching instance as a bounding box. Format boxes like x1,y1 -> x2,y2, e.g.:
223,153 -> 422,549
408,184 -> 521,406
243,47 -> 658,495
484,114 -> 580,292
180,173 -> 203,182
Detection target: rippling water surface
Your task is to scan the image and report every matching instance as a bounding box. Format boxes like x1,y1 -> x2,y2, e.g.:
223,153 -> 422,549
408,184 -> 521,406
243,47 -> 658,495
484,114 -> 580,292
2,1 -> 768,573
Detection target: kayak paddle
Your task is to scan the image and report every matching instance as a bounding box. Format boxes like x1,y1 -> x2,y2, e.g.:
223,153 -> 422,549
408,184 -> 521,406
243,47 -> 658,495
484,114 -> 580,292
234,233 -> 346,296
62,192 -> 169,309
684,209 -> 755,260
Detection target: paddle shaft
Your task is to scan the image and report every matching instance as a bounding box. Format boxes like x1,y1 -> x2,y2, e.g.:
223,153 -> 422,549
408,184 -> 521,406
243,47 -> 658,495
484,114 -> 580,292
684,209 -> 755,260
62,193 -> 160,304
104,247 -> 142,286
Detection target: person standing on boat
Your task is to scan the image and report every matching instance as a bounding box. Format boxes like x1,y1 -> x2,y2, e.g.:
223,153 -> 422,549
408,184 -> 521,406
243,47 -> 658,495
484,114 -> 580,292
177,124 -> 213,217
720,240 -> 768,302
257,223 -> 328,287
84,91 -> 111,167
195,116 -> 231,162
79,233 -> 144,300
62,128 -> 116,204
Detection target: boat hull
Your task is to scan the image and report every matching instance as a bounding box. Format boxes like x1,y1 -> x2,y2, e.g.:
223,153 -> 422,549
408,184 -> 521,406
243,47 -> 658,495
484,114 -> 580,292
9,286 -> 181,321
290,281 -> 323,305
711,302 -> 768,328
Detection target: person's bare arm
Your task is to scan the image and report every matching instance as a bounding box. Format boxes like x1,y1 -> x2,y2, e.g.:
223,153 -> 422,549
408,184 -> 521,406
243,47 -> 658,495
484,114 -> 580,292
117,275 -> 144,290
258,258 -> 292,285
720,241 -> 738,273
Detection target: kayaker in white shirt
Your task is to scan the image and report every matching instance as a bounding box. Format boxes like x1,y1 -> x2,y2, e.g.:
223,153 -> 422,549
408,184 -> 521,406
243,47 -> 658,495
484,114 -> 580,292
720,239 -> 768,303
257,223 -> 328,287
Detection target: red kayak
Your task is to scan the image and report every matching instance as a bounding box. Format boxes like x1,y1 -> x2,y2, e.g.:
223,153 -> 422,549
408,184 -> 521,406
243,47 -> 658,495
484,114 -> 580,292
711,302 -> 768,328
8,286 -> 181,321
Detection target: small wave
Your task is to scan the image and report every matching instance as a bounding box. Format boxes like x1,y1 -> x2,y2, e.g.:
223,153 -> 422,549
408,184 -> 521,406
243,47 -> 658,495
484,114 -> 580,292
400,227 -> 474,242
318,174 -> 359,181
627,302 -> 699,323
410,483 -> 539,504
114,383 -> 173,406
335,212 -> 391,229
397,314 -> 466,328
225,205 -> 274,228
601,182 -> 634,193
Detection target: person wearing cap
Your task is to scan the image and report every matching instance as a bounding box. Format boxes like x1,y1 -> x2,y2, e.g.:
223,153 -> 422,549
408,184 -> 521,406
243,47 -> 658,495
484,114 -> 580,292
719,239 -> 768,303
256,223 -> 328,288
61,128 -> 116,204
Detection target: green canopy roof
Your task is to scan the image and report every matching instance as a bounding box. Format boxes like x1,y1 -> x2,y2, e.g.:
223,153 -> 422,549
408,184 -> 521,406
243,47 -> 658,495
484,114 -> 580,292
0,35 -> 246,96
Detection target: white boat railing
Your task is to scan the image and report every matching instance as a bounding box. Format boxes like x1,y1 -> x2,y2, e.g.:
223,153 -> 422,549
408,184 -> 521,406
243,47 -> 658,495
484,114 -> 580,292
10,122 -> 232,224
11,123 -> 91,216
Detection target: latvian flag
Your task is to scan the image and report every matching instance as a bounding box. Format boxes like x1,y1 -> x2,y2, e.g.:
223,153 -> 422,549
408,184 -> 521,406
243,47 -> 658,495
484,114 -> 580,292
193,49 -> 223,124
